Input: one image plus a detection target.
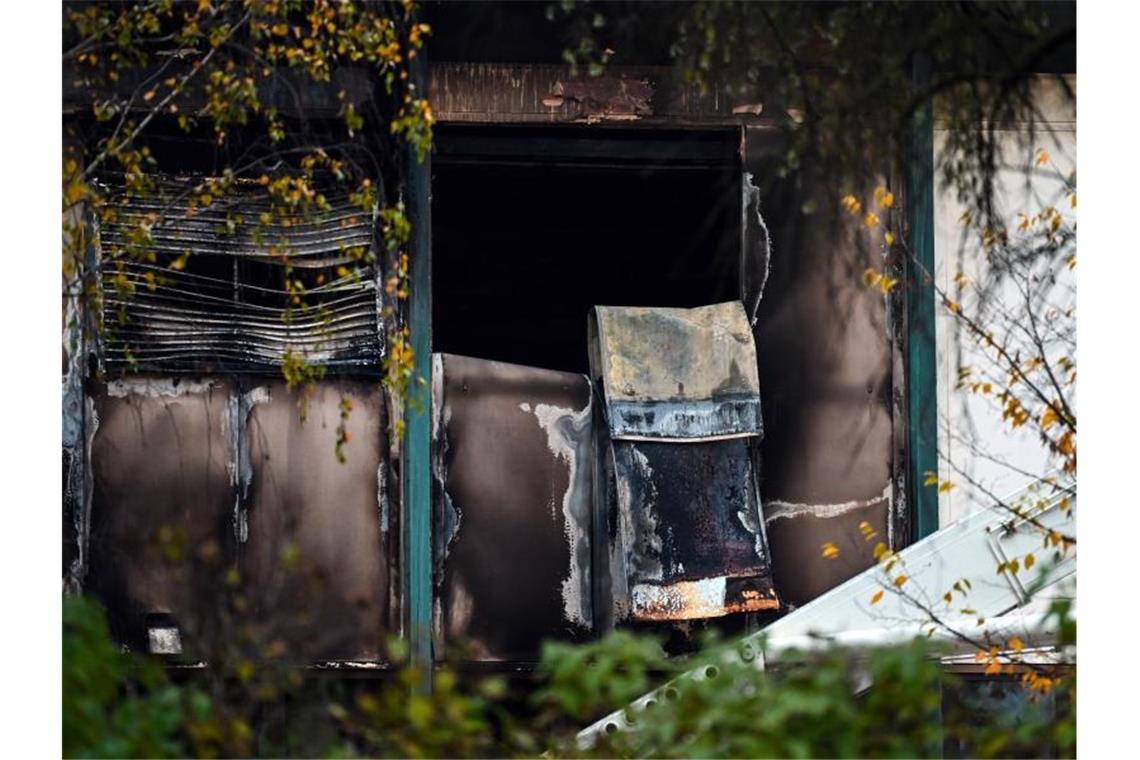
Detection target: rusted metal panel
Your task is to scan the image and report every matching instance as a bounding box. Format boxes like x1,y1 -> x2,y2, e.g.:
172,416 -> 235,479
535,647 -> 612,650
87,378 -> 234,654
590,302 -> 778,622
242,380 -> 390,662
98,176 -> 381,373
430,63 -> 769,126
431,353 -> 593,662
590,301 -> 761,440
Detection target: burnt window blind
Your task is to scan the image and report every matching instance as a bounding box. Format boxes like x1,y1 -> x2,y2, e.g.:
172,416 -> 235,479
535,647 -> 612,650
98,177 -> 382,373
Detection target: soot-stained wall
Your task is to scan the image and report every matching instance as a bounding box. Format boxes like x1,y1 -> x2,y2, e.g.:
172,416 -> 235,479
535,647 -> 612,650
432,353 -> 594,662
86,377 -> 393,661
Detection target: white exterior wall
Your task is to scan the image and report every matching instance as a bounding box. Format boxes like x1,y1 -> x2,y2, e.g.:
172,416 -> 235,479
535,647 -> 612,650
933,76 -> 1076,524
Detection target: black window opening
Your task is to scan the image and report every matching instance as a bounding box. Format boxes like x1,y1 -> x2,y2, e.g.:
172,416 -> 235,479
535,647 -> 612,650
431,125 -> 743,375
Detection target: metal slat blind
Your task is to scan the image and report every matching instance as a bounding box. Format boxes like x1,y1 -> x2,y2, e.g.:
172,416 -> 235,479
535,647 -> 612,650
99,179 -> 382,373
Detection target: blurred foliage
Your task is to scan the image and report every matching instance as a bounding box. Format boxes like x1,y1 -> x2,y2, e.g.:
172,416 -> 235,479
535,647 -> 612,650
553,0 -> 1074,229
63,594 -> 1073,759
62,0 -> 433,438
63,595 -> 189,758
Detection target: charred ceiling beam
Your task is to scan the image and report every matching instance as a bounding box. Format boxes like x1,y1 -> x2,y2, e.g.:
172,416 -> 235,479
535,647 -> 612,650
429,63 -> 776,128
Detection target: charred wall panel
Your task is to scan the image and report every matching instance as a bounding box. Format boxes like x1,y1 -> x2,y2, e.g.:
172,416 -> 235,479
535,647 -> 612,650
87,378 -> 234,654
744,128 -> 897,608
432,353 -> 593,663
242,380 -> 390,662
763,498 -> 890,605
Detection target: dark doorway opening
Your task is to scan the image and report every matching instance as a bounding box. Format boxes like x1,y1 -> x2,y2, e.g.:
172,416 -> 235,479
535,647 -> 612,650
431,125 -> 742,374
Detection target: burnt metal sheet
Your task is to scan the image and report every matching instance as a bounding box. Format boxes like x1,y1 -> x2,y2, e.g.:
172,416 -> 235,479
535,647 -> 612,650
87,378 -> 234,655
590,301 -> 762,440
432,353 -> 593,662
98,176 -> 381,373
242,380 -> 390,662
613,439 -> 778,621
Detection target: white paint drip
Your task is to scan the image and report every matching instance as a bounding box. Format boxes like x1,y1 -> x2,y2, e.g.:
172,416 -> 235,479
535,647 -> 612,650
742,171 -> 773,327
530,401 -> 593,627
763,484 -> 892,523
627,446 -> 664,581
518,402 -> 531,413
107,377 -> 218,398
221,385 -> 270,544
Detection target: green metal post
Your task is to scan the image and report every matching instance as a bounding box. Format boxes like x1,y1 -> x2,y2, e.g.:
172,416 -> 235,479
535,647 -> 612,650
906,54 -> 939,542
403,52 -> 433,690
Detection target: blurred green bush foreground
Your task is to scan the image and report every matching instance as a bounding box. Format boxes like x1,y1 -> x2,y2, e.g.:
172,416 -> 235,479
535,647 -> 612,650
63,595 -> 1074,758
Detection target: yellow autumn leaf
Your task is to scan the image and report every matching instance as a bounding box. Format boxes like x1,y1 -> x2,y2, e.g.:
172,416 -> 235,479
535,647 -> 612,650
863,211 -> 880,228
821,542 -> 840,560
841,194 -> 862,214
880,191 -> 894,208
870,590 -> 884,605
884,231 -> 896,245
1041,406 -> 1059,430
1057,430 -> 1075,456
1008,636 -> 1024,652
1024,553 -> 1036,569
1069,192 -> 1077,209
938,480 -> 955,493
923,471 -> 939,487
893,575 -> 908,587
1035,148 -> 1050,166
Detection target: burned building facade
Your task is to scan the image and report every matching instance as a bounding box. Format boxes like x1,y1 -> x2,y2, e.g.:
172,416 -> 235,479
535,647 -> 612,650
64,4 -> 936,676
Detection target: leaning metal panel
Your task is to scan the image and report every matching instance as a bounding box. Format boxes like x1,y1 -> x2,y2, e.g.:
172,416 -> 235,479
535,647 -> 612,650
590,301 -> 778,622
431,353 -> 594,663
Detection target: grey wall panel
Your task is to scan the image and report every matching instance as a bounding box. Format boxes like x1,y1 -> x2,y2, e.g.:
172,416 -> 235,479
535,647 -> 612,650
243,380 -> 389,662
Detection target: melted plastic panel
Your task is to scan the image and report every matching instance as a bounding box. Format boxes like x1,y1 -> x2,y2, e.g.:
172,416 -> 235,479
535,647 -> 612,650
87,379 -> 233,653
612,439 -> 778,620
433,353 -> 593,662
243,380 -> 389,662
